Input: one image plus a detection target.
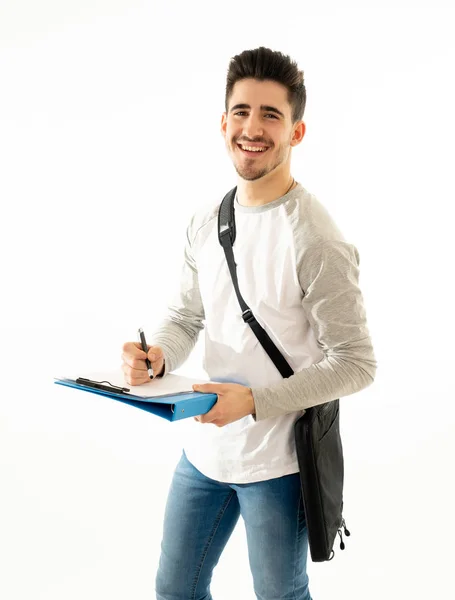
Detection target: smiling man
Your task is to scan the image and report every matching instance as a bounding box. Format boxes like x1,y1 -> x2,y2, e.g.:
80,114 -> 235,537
222,77 -> 304,206
122,47 -> 376,600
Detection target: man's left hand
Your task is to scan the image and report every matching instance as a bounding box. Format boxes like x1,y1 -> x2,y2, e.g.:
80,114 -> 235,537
192,382 -> 255,427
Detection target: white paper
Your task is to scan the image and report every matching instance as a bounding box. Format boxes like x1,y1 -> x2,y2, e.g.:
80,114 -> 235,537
56,369 -> 214,398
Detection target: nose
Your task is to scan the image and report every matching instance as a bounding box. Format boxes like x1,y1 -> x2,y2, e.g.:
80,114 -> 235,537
242,112 -> 264,140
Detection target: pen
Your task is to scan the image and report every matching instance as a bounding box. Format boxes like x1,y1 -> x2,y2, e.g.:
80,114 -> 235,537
138,327 -> 154,379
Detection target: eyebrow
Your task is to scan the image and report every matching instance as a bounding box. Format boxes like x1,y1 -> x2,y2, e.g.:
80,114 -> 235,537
229,103 -> 285,118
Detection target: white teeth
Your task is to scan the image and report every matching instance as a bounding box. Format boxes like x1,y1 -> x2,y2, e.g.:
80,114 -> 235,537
240,145 -> 267,152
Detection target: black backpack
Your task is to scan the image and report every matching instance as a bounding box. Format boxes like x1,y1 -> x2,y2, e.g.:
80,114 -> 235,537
218,187 -> 350,562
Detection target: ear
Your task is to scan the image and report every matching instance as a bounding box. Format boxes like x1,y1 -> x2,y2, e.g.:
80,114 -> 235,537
220,112 -> 227,139
290,120 -> 306,147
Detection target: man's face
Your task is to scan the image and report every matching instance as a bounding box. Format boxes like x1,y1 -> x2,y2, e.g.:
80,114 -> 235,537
221,78 -> 303,181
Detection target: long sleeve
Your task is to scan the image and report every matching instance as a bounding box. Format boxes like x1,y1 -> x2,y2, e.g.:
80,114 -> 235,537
149,220 -> 205,376
251,240 -> 377,421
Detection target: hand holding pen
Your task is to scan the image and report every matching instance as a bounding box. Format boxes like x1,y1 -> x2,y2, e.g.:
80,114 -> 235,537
121,332 -> 166,386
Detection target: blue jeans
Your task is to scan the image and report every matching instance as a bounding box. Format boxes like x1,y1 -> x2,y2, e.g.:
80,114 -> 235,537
155,450 -> 312,600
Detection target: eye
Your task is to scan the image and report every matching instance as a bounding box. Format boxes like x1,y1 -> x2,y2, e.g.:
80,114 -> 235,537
234,112 -> 278,119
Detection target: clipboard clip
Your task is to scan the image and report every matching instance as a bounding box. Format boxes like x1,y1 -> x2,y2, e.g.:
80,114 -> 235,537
76,377 -> 130,394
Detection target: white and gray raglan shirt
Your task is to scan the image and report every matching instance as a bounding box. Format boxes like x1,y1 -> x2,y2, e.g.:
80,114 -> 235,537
150,183 -> 377,483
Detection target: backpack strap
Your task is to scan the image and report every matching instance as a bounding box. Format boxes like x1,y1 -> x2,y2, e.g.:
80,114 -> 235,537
218,188 -> 294,379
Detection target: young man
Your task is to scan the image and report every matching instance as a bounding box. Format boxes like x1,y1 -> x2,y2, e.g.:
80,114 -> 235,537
122,47 -> 376,600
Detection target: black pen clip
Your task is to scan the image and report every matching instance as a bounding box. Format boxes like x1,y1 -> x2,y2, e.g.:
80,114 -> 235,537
76,378 -> 130,394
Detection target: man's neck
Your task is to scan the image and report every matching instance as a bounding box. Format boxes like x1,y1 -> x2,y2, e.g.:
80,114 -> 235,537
236,173 -> 296,207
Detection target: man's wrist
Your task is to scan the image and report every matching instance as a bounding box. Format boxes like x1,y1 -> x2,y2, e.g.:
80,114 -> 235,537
248,387 -> 255,415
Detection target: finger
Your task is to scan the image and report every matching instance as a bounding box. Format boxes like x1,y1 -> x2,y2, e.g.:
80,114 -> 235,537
147,345 -> 164,362
146,346 -> 164,377
150,358 -> 164,377
192,383 -> 223,394
121,362 -> 150,386
198,407 -> 218,423
122,341 -> 148,361
122,351 -> 154,371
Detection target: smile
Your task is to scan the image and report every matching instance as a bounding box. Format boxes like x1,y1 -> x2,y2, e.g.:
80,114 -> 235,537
237,143 -> 270,156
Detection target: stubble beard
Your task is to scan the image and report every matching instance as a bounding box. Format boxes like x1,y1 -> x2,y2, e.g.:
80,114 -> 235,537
231,140 -> 289,182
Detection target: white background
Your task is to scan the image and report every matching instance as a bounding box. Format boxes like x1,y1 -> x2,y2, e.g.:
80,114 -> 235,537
1,1 -> 454,598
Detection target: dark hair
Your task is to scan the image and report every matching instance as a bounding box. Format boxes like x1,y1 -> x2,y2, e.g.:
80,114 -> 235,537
225,47 -> 306,123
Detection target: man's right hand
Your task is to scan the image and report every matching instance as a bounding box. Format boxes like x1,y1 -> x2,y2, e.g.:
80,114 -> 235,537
121,342 -> 165,386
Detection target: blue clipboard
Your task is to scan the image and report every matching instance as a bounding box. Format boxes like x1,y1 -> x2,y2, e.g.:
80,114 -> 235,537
54,377 -> 218,422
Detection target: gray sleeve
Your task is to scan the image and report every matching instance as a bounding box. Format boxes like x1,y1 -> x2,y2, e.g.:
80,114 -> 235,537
251,240 -> 377,421
148,221 -> 205,376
